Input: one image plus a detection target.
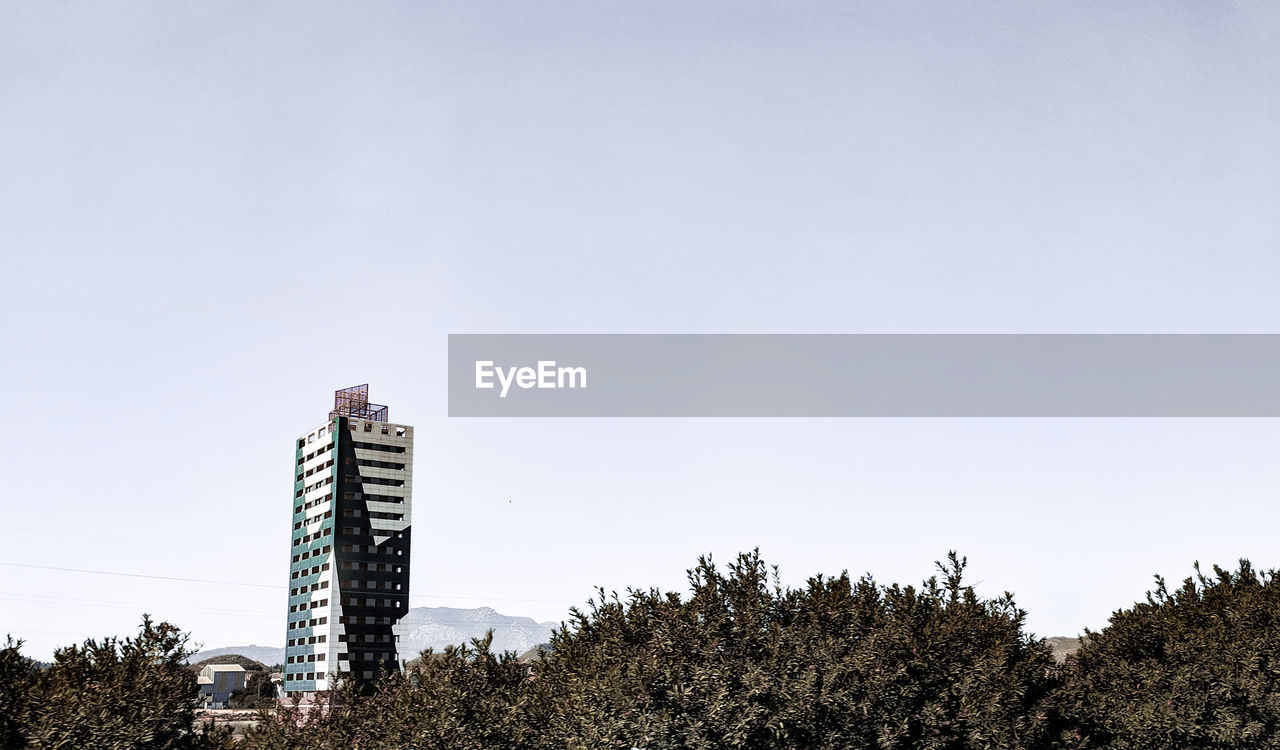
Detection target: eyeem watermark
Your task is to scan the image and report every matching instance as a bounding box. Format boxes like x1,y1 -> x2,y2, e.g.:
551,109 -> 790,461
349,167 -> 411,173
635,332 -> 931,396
452,334 -> 1280,416
475,360 -> 588,398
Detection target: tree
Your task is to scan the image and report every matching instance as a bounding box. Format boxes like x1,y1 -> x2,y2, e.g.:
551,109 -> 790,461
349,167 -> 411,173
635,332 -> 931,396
23,615 -> 229,750
1055,560 -> 1280,750
238,691 -> 336,750
244,634 -> 534,749
0,636 -> 38,750
242,551 -> 1066,749
230,670 -> 278,710
532,550 -> 1064,750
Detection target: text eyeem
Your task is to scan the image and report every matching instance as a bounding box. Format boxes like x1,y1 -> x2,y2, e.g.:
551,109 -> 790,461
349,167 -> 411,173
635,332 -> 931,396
475,360 -> 588,398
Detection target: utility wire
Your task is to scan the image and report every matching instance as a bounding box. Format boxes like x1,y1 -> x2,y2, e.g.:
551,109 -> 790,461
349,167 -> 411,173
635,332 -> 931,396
0,594 -> 562,628
0,593 -> 278,619
0,561 -> 578,605
0,525 -> 264,555
0,528 -> 577,605
0,562 -> 279,589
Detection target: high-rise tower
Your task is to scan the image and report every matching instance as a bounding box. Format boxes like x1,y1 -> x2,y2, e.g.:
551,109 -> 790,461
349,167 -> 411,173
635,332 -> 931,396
284,385 -> 413,695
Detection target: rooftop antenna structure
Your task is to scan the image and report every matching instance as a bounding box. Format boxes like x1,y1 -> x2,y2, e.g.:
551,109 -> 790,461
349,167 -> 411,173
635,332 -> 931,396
330,384 -> 389,422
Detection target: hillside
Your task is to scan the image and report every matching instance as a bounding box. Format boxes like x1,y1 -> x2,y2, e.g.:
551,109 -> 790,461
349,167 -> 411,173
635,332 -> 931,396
1046,636 -> 1086,662
186,645 -> 284,668
517,643 -> 554,663
188,653 -> 269,672
397,606 -> 557,656
187,606 -> 559,665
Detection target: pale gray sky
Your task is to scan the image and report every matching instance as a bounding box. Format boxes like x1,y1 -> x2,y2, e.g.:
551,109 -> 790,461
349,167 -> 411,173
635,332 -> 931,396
2,2 -> 1279,659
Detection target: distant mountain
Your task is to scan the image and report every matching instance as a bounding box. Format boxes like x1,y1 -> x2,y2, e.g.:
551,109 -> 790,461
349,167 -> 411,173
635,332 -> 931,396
517,643 -> 554,663
398,606 -> 558,657
186,645 -> 284,667
1046,635 -> 1087,662
187,606 -> 559,666
188,653 -> 270,672
189,622 -> 1082,668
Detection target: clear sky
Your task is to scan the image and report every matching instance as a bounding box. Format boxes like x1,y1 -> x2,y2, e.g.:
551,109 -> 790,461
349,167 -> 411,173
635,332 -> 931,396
2,2 -> 1279,660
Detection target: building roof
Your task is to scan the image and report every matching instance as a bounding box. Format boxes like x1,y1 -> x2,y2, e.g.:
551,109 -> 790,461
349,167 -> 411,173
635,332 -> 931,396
203,664 -> 246,672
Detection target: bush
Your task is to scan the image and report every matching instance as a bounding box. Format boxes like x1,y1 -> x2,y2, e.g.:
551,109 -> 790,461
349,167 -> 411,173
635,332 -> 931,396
1055,560 -> 1280,750
18,553 -> 1280,750
229,670 -> 278,710
242,550 -> 1063,750
531,550 -> 1062,750
2,616 -> 228,750
0,637 -> 38,750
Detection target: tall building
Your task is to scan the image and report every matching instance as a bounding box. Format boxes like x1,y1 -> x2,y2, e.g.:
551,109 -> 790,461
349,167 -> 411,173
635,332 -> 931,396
284,385 -> 414,695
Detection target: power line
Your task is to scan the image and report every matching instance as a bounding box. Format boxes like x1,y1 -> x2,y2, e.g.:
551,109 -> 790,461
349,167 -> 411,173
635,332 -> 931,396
0,561 -> 578,605
0,592 -> 278,619
0,525 -> 266,556
0,592 -> 564,633
0,529 -> 578,605
0,595 -> 560,629
0,562 -> 279,589
0,625 -> 102,640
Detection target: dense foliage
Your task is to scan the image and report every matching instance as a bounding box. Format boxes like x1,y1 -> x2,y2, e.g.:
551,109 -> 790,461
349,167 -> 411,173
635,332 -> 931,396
230,670 -> 280,711
521,551 -> 1062,750
0,617 -> 226,750
7,553 -> 1280,749
247,632 -> 535,749
0,637 -> 38,749
245,550 -> 1062,749
1055,561 -> 1280,750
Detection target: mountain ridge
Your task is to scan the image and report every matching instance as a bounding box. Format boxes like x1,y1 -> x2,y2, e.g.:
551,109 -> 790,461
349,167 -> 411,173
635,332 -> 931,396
187,605 -> 559,666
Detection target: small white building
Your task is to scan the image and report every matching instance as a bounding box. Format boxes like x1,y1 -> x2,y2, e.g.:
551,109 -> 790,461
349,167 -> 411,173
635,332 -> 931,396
197,664 -> 247,708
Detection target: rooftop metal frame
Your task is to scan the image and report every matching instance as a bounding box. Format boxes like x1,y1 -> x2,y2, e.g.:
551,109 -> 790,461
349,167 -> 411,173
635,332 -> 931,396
329,384 -> 389,423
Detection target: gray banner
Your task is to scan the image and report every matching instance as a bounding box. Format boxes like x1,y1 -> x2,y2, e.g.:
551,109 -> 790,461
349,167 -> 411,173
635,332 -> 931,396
447,334 -> 1280,417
